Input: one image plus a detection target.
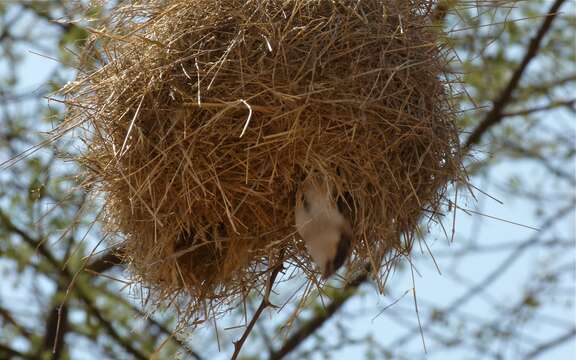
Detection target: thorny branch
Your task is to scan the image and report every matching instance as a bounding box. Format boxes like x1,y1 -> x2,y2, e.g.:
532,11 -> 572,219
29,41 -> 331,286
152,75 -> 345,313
499,139 -> 576,186
2,213 -> 198,360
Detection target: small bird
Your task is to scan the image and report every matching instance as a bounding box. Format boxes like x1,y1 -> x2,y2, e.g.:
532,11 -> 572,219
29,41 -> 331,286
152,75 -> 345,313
295,174 -> 354,279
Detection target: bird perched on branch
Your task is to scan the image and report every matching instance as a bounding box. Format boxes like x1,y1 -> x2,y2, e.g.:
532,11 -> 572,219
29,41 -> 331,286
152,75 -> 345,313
295,173 -> 354,279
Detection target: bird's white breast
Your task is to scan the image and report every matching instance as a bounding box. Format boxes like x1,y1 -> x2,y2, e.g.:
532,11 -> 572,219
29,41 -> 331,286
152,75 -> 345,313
295,176 -> 350,276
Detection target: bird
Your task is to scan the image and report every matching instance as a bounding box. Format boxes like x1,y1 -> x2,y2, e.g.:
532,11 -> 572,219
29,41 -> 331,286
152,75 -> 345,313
294,173 -> 354,279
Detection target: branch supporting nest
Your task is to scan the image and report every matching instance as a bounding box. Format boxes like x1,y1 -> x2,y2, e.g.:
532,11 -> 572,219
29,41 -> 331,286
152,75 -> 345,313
231,255 -> 285,360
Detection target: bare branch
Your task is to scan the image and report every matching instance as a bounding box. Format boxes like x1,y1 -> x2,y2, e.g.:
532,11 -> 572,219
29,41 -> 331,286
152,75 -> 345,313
499,139 -> 576,186
0,343 -> 34,360
516,74 -> 576,98
41,299 -> 68,360
526,327 -> 576,359
98,286 -> 205,360
464,0 -> 567,150
269,270 -> 369,360
0,305 -> 34,339
78,285 -> 149,360
1,210 -> 202,359
0,210 -> 148,360
231,256 -> 285,360
390,201 -> 576,348
502,98 -> 576,118
19,1 -> 78,33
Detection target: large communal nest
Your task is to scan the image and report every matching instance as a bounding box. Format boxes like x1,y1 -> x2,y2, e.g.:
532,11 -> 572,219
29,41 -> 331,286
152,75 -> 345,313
61,0 -> 461,320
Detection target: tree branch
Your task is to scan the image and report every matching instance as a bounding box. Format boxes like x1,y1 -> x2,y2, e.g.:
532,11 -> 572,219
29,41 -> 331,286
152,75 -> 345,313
1,210 -> 203,359
41,296 -> 68,360
515,74 -> 576,98
231,256 -> 285,360
501,98 -> 576,118
526,327 -> 576,359
389,201 -> 576,348
0,305 -> 34,339
499,139 -> 576,186
19,1 -> 77,33
77,284 -> 148,360
0,343 -> 34,360
0,210 -> 148,360
269,270 -> 369,360
464,0 -> 567,150
98,286 -> 205,360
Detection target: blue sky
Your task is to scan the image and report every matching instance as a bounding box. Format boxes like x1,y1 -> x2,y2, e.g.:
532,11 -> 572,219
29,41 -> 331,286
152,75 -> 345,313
1,2 -> 574,359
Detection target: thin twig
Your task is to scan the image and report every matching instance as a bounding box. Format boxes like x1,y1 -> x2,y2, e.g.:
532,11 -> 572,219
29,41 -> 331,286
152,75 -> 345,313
389,201 -> 576,348
99,285 -> 205,360
0,343 -> 34,360
2,208 -> 201,359
0,304 -> 34,339
464,0 -> 567,150
0,210 -> 148,360
269,269 -> 369,360
231,256 -> 285,360
42,296 -> 68,359
20,2 -> 77,33
525,327 -> 576,359
501,98 -> 576,117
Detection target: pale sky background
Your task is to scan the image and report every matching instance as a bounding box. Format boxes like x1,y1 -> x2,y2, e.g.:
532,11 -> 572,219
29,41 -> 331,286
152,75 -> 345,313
0,2 -> 574,359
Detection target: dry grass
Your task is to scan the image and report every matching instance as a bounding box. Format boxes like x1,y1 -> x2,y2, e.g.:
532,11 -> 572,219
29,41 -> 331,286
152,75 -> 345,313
59,0 -> 462,321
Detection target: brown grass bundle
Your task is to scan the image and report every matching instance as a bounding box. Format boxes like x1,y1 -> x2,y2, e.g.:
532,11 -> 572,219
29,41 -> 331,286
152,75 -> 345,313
61,0 -> 461,320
